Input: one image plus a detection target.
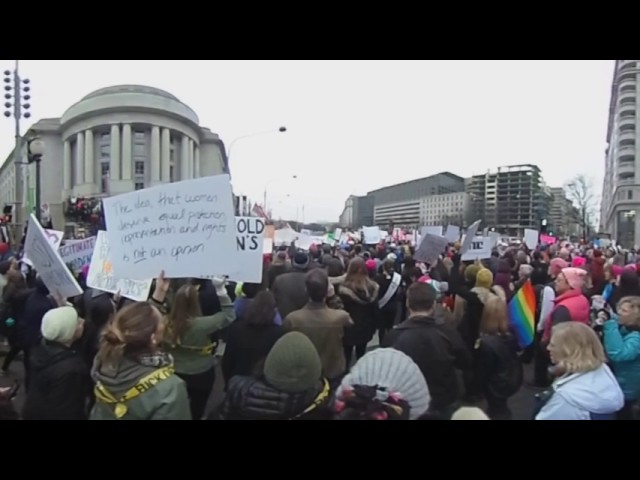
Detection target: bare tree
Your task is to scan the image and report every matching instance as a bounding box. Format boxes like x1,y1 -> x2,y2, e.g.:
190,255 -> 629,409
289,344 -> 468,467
564,175 -> 598,239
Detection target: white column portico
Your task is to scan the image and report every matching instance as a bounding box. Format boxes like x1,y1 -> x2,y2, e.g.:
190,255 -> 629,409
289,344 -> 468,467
75,132 -> 85,185
63,140 -> 71,190
161,128 -> 171,182
151,126 -> 161,183
84,129 -> 94,185
121,124 -> 132,180
110,124 -> 121,181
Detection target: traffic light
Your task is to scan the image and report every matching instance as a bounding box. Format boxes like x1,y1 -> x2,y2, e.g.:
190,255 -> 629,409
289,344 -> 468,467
540,218 -> 548,234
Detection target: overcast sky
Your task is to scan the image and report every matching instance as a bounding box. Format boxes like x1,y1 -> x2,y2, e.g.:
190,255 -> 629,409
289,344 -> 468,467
0,60 -> 614,223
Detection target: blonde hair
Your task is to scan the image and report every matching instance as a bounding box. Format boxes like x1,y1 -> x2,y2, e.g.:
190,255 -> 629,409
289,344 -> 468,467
97,302 -> 162,367
550,322 -> 606,374
617,296 -> 640,329
480,294 -> 510,335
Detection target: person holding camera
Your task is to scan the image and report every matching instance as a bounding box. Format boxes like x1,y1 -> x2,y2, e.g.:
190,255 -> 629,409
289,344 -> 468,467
598,296 -> 640,419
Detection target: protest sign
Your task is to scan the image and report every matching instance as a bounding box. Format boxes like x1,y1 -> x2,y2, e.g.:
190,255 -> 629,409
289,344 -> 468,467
103,174 -> 237,279
22,228 -> 64,266
59,236 -> 96,273
421,226 -> 444,237
24,215 -> 82,299
363,226 -> 382,244
461,236 -> 494,261
460,220 -> 481,255
87,231 -> 152,302
414,233 -> 449,264
524,229 -> 539,249
444,225 -> 460,243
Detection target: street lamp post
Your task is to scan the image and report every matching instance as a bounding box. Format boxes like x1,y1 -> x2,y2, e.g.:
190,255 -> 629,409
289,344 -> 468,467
27,137 -> 44,223
3,61 -> 32,242
227,126 -> 287,175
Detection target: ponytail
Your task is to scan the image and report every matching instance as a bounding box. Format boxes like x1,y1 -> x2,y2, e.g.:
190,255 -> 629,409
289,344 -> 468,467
97,323 -> 126,367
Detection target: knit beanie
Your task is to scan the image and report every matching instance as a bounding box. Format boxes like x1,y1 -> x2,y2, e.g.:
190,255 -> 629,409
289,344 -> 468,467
451,407 -> 489,420
292,252 -> 310,270
263,332 -> 322,393
475,268 -> 493,289
549,258 -> 569,277
611,265 -> 624,278
464,264 -> 481,283
365,259 -> 377,273
572,257 -> 587,268
41,306 -> 80,344
337,348 -> 430,420
561,267 -> 587,291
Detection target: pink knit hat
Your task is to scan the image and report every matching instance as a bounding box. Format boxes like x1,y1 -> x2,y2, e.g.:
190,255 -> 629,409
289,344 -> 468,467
612,265 -> 624,278
625,264 -> 637,272
572,257 -> 587,268
365,259 -> 377,273
561,267 -> 587,290
549,258 -> 569,277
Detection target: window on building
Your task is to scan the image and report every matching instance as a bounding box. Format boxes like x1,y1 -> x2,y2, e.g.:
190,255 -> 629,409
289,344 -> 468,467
133,142 -> 146,156
135,182 -> 144,190
101,133 -> 111,142
170,165 -> 175,183
135,161 -> 145,175
629,190 -> 634,200
100,144 -> 110,158
134,131 -> 145,140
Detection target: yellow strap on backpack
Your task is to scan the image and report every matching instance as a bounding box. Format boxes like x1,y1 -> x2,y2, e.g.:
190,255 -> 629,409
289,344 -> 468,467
94,366 -> 175,419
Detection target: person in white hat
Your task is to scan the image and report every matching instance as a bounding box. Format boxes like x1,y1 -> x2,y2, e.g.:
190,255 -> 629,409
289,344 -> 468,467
22,306 -> 90,420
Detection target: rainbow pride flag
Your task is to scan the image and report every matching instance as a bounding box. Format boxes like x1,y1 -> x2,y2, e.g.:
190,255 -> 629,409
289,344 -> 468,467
508,280 -> 536,348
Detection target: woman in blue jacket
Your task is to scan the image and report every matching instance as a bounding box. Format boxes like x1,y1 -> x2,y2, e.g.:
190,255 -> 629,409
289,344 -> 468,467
601,296 -> 640,419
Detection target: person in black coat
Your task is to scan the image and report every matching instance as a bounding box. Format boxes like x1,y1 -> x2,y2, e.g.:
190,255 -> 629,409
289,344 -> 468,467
222,290 -> 284,386
22,306 -> 92,420
382,282 -> 471,419
472,295 -> 523,420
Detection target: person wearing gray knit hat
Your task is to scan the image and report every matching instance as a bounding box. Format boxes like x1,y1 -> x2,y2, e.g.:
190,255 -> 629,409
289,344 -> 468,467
336,348 -> 431,420
264,332 -> 322,393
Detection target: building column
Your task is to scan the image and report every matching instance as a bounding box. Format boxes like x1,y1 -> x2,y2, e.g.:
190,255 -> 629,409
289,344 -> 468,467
84,129 -> 94,185
194,145 -> 200,178
180,135 -> 189,180
121,124 -> 132,180
110,124 -> 121,181
150,126 -> 161,183
161,128 -> 171,182
75,132 -> 85,185
188,139 -> 195,179
63,140 -> 71,190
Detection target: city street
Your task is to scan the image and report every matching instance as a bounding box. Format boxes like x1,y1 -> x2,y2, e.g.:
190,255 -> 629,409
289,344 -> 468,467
0,341 -> 537,420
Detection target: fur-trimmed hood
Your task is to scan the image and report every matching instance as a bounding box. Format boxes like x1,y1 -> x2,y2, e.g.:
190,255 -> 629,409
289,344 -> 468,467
471,285 -> 506,305
339,281 -> 379,305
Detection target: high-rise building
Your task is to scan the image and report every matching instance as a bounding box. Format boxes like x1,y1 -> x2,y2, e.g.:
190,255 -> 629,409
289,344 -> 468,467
339,194 -> 374,228
549,187 -> 581,238
466,164 -> 552,236
600,60 -> 639,248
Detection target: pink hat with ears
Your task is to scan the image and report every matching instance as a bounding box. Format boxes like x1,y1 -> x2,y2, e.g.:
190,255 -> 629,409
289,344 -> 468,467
572,257 -> 587,268
561,267 -> 587,290
625,264 -> 637,272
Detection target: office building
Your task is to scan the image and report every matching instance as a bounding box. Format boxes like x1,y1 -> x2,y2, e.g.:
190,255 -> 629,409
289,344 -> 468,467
339,194 -> 374,228
600,60 -> 640,248
0,84 -> 228,232
549,187 -> 581,237
467,164 -> 552,236
421,192 -> 470,226
368,172 -> 465,228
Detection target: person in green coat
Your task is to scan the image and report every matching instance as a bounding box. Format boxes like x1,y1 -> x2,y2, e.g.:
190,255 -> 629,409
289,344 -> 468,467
164,277 -> 236,420
90,271 -> 191,420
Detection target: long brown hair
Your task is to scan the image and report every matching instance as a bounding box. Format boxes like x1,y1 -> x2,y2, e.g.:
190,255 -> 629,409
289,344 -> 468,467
2,270 -> 26,302
165,284 -> 202,344
344,257 -> 371,292
96,302 -> 162,367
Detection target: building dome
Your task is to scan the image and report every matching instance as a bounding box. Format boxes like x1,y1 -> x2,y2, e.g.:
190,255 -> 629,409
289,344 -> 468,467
82,85 -> 180,102
60,83 -> 199,132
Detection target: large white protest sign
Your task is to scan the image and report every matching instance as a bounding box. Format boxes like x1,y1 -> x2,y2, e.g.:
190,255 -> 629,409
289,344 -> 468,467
461,236 -> 494,261
24,215 -> 82,299
59,236 -> 96,274
362,226 -> 382,244
414,233 -> 449,264
274,228 -> 298,246
460,220 -> 481,255
263,238 -> 274,255
87,231 -> 152,302
22,228 -> 64,267
198,217 -> 265,283
103,174 -> 237,279
444,225 -> 460,243
524,229 -> 539,249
